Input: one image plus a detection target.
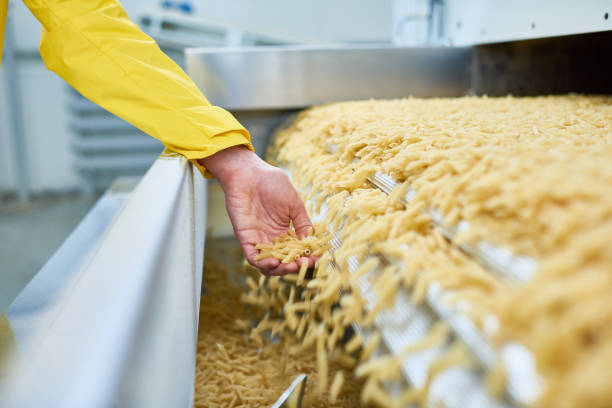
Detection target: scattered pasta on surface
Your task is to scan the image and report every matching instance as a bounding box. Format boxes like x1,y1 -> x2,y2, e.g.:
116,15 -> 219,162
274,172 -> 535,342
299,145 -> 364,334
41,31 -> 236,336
194,240 -> 363,408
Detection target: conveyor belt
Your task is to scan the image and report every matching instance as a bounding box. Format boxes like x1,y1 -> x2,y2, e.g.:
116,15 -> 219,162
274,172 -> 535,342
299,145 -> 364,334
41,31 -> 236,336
361,170 -> 543,405
327,220 -> 539,407
330,238 -> 506,408
278,154 -> 542,407
367,172 -> 537,283
327,144 -> 538,283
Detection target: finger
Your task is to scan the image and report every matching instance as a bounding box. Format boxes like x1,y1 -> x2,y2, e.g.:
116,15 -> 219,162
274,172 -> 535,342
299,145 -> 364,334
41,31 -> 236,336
241,242 -> 261,266
290,195 -> 314,238
263,253 -> 324,276
241,240 -> 319,276
265,262 -> 299,276
297,256 -> 318,269
242,242 -> 280,272
256,257 -> 281,272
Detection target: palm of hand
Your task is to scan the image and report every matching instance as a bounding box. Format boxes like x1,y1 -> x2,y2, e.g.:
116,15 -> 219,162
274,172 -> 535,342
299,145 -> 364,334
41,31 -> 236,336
223,164 -> 315,275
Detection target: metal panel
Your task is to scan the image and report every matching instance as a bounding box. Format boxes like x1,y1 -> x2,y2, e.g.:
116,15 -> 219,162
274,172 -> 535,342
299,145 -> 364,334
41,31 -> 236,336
186,45 -> 472,110
441,0 -> 612,46
67,90 -> 163,193
0,155 -> 206,408
471,31 -> 612,96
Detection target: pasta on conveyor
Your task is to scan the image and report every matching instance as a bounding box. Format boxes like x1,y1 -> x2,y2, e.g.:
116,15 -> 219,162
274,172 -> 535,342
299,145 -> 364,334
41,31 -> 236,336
195,95 -> 611,408
243,95 -> 612,408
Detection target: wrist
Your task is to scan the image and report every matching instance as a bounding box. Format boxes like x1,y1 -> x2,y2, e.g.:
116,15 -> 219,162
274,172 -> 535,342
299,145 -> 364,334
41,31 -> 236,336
198,145 -> 263,187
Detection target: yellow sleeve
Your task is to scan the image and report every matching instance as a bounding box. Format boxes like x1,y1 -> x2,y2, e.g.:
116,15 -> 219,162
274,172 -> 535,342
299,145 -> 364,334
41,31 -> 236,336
0,0 -> 7,66
22,0 -> 252,178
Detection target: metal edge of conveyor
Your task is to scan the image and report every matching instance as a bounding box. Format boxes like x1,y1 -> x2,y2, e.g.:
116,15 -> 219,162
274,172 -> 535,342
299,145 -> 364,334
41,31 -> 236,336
185,44 -> 472,111
0,154 -> 206,408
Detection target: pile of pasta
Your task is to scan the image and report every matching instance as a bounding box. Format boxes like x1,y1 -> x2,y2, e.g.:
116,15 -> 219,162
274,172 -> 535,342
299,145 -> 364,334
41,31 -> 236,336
243,95 -> 612,407
194,243 -> 362,408
255,228 -> 331,263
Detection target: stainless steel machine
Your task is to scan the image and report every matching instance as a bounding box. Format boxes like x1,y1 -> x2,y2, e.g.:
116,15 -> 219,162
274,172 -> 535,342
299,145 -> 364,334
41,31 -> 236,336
185,45 -> 541,408
1,7 -> 611,406
0,156 -> 206,407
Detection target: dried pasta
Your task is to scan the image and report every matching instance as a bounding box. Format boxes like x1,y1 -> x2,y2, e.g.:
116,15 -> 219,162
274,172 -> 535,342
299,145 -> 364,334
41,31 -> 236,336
247,95 -> 612,408
255,227 -> 330,264
194,241 -> 362,407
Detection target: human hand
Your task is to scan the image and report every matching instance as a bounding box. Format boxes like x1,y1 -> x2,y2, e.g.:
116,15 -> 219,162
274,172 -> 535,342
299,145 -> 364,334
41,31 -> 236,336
199,146 -> 317,275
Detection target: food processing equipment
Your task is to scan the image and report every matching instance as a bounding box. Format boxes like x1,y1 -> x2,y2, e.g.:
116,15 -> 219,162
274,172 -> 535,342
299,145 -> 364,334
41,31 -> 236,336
1,2 -> 611,405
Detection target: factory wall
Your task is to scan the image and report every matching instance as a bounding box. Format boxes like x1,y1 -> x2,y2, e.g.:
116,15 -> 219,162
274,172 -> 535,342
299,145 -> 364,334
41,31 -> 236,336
0,76 -> 16,192
176,0 -> 393,44
0,1 -> 80,196
0,0 -> 392,197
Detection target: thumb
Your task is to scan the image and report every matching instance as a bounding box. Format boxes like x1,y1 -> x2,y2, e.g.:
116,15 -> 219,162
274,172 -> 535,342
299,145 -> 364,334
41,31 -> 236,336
290,194 -> 313,238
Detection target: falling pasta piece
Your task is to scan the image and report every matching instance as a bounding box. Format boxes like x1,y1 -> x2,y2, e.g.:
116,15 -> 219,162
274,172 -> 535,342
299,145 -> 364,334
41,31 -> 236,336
330,371 -> 345,402
297,260 -> 309,285
195,243 -> 362,407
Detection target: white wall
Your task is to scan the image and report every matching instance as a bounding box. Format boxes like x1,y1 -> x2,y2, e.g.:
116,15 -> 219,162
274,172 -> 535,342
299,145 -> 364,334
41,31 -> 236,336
442,0 -> 612,46
18,61 -> 78,192
0,71 -> 17,192
1,1 -> 80,196
392,0 -> 612,46
178,0 -> 392,43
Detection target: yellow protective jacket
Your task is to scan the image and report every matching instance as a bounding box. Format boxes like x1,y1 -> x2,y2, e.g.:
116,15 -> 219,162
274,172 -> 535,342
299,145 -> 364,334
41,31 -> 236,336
0,0 -> 252,177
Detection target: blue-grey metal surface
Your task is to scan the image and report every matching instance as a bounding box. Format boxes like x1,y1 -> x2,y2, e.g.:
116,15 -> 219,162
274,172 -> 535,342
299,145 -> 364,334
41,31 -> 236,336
186,45 -> 472,110
0,156 -> 207,408
4,178 -> 136,344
